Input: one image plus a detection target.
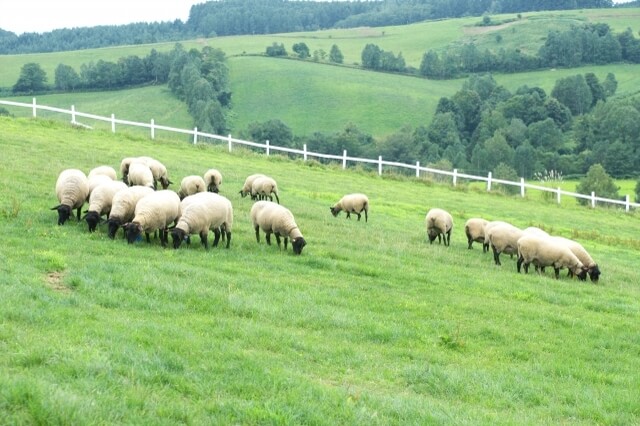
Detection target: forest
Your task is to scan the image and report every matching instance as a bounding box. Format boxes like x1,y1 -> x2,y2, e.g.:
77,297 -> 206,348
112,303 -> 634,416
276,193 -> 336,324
0,0 -> 618,54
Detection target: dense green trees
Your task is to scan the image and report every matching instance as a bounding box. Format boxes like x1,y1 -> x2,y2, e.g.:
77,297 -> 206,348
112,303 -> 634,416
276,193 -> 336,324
12,63 -> 47,94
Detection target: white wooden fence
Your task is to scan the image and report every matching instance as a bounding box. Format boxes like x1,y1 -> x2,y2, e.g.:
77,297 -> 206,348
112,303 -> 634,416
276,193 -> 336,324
2,98 -> 638,212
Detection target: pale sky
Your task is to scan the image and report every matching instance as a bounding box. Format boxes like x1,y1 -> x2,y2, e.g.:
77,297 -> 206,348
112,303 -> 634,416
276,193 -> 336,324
0,0 -> 206,35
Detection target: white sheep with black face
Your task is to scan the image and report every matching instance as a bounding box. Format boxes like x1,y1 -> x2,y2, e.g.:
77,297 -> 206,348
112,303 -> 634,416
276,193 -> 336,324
486,222 -> 523,265
464,217 -> 489,251
126,162 -> 155,189
250,201 -> 306,255
177,175 -> 206,200
517,234 -> 588,281
239,173 -> 266,198
425,208 -> 453,246
550,236 -> 601,282
51,169 -> 89,225
250,176 -> 280,204
330,193 -> 369,222
83,180 -> 128,232
107,185 -> 155,239
122,190 -> 181,247
204,168 -> 223,193
170,192 -> 233,250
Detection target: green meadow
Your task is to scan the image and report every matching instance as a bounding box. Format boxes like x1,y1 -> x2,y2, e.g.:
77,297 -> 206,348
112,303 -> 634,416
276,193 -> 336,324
1,116 -> 639,424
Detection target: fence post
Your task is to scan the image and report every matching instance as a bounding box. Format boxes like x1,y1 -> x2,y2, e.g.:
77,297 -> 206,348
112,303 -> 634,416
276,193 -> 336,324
591,191 -> 596,208
378,156 -> 382,175
193,127 -> 198,144
303,144 -> 308,161
111,114 -> 116,133
416,161 -> 420,178
32,98 -> 37,117
228,134 -> 232,152
625,194 -> 630,212
520,178 -> 525,197
487,172 -> 492,192
557,187 -> 561,205
342,150 -> 347,169
71,105 -> 76,124
266,140 -> 270,156
453,168 -> 458,186
150,119 -> 155,140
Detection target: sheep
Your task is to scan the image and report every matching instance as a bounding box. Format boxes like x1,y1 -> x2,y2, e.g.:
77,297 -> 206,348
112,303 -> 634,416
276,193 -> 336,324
425,208 -> 453,246
145,157 -> 172,189
250,176 -> 280,204
106,185 -> 155,239
486,222 -> 524,265
516,235 -> 588,280
126,162 -> 155,189
464,218 -> 489,251
119,157 -> 136,184
239,173 -> 266,198
122,190 -> 181,247
550,236 -> 601,282
204,169 -> 223,193
482,220 -> 512,252
51,168 -> 89,225
330,193 -> 369,222
170,192 -> 233,250
177,175 -> 206,200
83,180 -> 128,232
88,165 -> 117,181
250,201 -> 306,255
87,174 -> 113,201
523,226 -> 549,238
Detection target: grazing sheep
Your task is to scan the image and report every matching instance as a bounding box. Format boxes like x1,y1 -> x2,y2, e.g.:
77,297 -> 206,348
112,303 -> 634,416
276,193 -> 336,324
87,174 -> 113,201
170,192 -> 233,250
88,165 -> 117,181
550,236 -> 601,282
145,158 -> 172,189
251,176 -> 280,204
239,173 -> 266,198
107,185 -> 155,239
486,222 -> 524,265
250,201 -> 306,255
425,208 -> 453,246
84,180 -> 128,232
51,168 -> 90,225
523,226 -> 549,238
122,190 -> 181,247
330,193 -> 369,222
464,218 -> 489,251
204,169 -> 223,193
482,220 -> 512,252
517,235 -> 588,280
177,175 -> 206,200
127,162 -> 155,189
119,157 -> 136,184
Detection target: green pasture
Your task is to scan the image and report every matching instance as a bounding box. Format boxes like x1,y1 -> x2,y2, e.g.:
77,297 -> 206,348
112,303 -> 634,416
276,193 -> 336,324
0,116 -> 639,424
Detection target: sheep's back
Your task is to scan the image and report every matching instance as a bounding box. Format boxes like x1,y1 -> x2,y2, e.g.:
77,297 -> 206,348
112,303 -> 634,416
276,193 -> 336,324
133,190 -> 181,231
88,181 -> 128,214
56,169 -> 89,209
110,186 -> 154,221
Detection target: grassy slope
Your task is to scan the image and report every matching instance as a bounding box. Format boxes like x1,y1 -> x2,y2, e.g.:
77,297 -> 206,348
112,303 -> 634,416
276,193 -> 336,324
0,117 -> 639,424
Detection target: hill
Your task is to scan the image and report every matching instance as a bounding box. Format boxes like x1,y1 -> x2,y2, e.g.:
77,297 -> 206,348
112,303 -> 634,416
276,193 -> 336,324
0,116 -> 639,423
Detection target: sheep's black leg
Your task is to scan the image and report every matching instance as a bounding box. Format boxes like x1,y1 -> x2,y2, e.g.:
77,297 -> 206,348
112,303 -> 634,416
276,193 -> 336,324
467,234 -> 473,249
254,225 -> 260,243
275,233 -> 282,248
76,207 -> 82,221
364,210 -> 368,222
492,245 -> 501,265
225,231 -> 231,248
517,255 -> 523,273
201,231 -> 210,250
266,232 -> 272,245
356,212 -> 361,221
554,267 -> 560,279
445,231 -> 451,246
212,229 -> 220,248
145,232 -> 151,243
274,193 -> 280,204
346,212 -> 351,219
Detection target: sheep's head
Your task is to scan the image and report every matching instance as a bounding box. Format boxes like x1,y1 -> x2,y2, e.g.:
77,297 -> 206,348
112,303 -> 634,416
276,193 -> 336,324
170,228 -> 187,249
576,266 -> 588,281
292,237 -> 307,255
107,217 -> 122,239
51,204 -> 72,225
329,206 -> 340,217
160,177 -> 172,189
84,211 -> 101,233
122,222 -> 143,244
427,228 -> 440,244
588,265 -> 601,283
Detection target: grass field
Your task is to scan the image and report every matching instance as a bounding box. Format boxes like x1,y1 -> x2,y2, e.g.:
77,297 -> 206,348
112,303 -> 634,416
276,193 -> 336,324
1,116 -> 639,424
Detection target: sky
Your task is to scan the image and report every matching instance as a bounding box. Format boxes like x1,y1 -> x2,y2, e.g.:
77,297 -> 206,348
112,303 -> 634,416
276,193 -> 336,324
0,0 -> 635,35
0,0 -> 206,35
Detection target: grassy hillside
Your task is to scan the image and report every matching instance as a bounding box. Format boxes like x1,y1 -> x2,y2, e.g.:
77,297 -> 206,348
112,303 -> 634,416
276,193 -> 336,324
1,117 -> 639,424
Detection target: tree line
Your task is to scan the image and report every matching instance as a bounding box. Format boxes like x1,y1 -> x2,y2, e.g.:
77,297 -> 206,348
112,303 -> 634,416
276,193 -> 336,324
0,0 -> 616,55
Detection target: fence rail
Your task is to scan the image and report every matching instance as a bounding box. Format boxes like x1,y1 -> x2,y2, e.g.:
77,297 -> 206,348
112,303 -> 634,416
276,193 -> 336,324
2,98 -> 638,212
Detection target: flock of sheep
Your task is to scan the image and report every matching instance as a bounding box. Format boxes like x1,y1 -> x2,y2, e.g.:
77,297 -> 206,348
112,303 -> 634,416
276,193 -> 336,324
51,156 -> 370,256
426,209 -> 601,282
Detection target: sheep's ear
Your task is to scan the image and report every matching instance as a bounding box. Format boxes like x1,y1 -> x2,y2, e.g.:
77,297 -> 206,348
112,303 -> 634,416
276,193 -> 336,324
50,205 -> 61,210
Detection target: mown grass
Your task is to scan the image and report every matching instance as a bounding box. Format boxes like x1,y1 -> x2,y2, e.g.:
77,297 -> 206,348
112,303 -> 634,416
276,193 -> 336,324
1,116 -> 639,424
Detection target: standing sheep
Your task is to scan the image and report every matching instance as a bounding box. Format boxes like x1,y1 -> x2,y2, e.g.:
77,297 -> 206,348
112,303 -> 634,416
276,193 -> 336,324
127,162 -> 155,189
122,190 -> 181,247
107,185 -> 155,239
330,193 -> 369,222
482,220 -> 512,252
145,157 -> 172,189
87,174 -> 113,201
204,169 -> 223,193
51,168 -> 90,225
170,192 -> 233,250
177,175 -> 206,200
425,208 -> 453,246
84,180 -> 128,232
517,235 -> 588,280
250,201 -> 306,255
550,236 -> 601,282
119,157 -> 136,184
239,173 -> 266,198
251,176 -> 280,204
464,218 -> 489,251
486,222 -> 524,265
88,165 -> 117,181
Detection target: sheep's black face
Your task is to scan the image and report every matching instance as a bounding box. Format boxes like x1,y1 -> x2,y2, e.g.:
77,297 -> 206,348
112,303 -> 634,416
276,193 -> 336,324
51,204 -> 72,225
107,218 -> 121,239
171,228 -> 186,249
292,237 -> 307,255
329,207 -> 339,217
160,177 -> 171,189
576,268 -> 588,281
85,211 -> 100,233
589,265 -> 601,283
123,223 -> 142,244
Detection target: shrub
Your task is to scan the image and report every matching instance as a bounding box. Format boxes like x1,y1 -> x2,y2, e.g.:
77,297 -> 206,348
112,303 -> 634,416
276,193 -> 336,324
576,164 -> 619,206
